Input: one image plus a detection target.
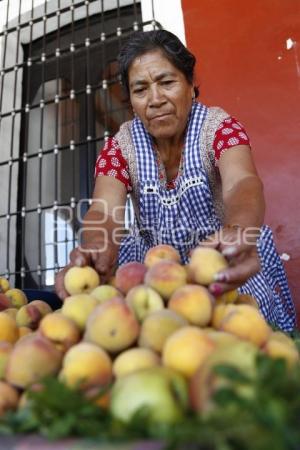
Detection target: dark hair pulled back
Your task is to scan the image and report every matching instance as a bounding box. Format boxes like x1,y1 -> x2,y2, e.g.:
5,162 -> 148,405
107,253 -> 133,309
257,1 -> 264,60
118,30 -> 199,98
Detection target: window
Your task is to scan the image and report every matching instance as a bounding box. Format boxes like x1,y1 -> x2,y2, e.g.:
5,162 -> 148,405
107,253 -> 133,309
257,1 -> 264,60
0,1 -> 159,289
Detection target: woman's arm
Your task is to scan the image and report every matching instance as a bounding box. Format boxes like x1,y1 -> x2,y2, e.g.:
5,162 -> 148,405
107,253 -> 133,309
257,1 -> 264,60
203,144 -> 265,295
55,175 -> 127,299
219,144 -> 265,229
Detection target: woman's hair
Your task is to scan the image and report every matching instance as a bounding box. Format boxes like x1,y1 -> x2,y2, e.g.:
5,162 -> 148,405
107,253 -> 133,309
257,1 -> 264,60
118,30 -> 199,98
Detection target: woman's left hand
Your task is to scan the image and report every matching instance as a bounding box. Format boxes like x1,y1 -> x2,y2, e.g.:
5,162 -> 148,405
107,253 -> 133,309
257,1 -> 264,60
198,225 -> 261,296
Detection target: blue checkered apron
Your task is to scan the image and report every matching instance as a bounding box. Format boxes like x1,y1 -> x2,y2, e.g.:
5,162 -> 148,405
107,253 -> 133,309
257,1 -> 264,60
118,103 -> 296,331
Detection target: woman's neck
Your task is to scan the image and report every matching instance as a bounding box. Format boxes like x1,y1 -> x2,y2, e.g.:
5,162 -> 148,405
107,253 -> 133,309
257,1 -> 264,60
153,136 -> 184,165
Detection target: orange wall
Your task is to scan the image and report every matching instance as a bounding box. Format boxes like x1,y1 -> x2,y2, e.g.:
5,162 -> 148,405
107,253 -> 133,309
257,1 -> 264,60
182,0 -> 300,321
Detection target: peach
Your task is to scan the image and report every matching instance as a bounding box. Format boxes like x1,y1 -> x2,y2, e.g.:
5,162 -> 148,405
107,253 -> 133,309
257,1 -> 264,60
0,293 -> 11,310
125,285 -> 164,322
39,312 -> 81,352
59,342 -> 112,390
188,247 -> 228,285
138,309 -> 188,353
215,289 -> 239,305
0,312 -> 18,343
85,297 -> 140,353
3,307 -> 18,319
202,328 -> 240,349
30,300 -> 53,316
219,304 -> 271,347
64,266 -> 100,295
168,284 -> 214,327
61,294 -> 98,330
90,285 -> 122,304
5,288 -> 28,309
16,304 -> 43,329
5,334 -> 63,388
162,326 -> 216,378
144,260 -> 187,300
0,277 -> 10,294
144,244 -> 181,268
0,342 -> 13,379
0,381 -> 19,416
190,340 -> 259,414
18,326 -> 33,339
113,348 -> 160,378
115,262 -> 147,294
264,331 -> 299,367
211,303 -> 236,329
84,386 -> 111,410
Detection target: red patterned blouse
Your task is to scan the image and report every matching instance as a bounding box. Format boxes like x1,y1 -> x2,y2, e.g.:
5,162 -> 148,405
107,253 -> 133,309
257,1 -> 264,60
95,117 -> 250,191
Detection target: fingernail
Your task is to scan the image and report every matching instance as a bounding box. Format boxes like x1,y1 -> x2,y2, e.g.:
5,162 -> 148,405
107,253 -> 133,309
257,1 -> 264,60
222,247 -> 237,257
75,256 -> 84,266
210,284 -> 223,296
214,272 -> 226,282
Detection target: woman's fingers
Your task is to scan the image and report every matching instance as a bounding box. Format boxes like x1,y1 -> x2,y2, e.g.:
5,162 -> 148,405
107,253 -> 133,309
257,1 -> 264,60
69,247 -> 91,266
55,265 -> 71,300
210,252 -> 260,294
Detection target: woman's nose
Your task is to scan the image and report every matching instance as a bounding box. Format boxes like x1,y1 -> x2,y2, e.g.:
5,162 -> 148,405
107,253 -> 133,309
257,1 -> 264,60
148,85 -> 165,106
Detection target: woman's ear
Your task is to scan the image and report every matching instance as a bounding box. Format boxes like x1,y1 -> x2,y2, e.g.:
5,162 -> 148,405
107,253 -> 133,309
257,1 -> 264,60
191,86 -> 195,100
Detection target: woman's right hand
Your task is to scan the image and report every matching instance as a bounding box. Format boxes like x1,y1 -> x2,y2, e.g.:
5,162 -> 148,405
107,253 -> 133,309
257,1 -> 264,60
55,240 -> 119,300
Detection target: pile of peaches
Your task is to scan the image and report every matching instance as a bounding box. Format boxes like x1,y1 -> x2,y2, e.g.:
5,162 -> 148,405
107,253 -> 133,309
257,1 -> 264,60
0,245 -> 299,425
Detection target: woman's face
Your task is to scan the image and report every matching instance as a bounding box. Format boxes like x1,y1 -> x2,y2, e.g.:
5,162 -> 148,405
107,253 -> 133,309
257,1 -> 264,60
128,49 -> 194,143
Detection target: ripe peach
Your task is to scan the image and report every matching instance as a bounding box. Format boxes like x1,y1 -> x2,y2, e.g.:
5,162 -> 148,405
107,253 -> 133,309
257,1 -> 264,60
215,289 -> 239,305
64,266 -> 100,295
0,277 -> 10,294
138,309 -> 188,353
90,285 -> 122,304
211,303 -> 236,329
219,304 -> 271,347
162,326 -> 216,378
5,334 -> 63,388
3,307 -> 18,319
264,331 -> 299,367
84,386 -> 111,410
0,312 -> 18,343
168,284 -> 214,327
39,312 -> 81,352
202,328 -> 240,349
18,326 -> 33,339
0,381 -> 19,416
85,297 -> 140,354
125,285 -> 164,322
29,300 -> 52,316
113,347 -> 160,378
188,247 -> 228,285
144,260 -> 187,300
16,304 -> 42,329
5,288 -> 28,309
0,342 -> 13,379
190,340 -> 258,414
59,342 -> 112,390
61,294 -> 98,330
115,262 -> 147,294
144,244 -> 181,268
0,293 -> 11,310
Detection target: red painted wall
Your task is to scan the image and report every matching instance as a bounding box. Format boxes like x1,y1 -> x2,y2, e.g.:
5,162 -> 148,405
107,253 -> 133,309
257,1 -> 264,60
182,0 -> 300,322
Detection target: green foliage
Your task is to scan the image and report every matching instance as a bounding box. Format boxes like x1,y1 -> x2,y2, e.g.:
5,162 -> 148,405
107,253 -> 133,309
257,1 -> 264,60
0,353 -> 300,450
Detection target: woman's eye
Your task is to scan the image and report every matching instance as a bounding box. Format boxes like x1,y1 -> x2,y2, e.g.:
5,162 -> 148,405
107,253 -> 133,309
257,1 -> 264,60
133,87 -> 146,94
161,80 -> 174,86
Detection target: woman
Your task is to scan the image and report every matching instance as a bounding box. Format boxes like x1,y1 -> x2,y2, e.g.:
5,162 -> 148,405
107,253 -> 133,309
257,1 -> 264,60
56,30 -> 296,331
